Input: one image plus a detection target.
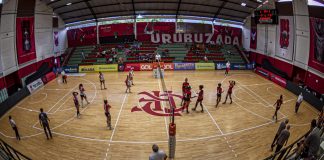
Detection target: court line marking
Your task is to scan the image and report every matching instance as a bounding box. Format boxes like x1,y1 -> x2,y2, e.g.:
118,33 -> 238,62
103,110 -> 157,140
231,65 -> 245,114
0,72 -> 317,145
104,93 -> 128,160
157,79 -> 170,138
238,82 -> 287,118
204,105 -> 224,135
28,93 -> 48,104
48,84 -> 79,113
233,88 -> 262,104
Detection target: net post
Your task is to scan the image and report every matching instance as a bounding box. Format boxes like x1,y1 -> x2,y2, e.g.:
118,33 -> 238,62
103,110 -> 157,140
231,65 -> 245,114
168,105 -> 176,159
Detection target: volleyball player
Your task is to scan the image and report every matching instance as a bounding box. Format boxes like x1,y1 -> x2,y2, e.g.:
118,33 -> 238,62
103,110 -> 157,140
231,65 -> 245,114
180,78 -> 190,106
129,67 -> 134,85
272,95 -> 283,122
73,92 -> 81,118
125,75 -> 132,93
104,100 -> 112,130
182,86 -> 195,114
79,84 -> 90,107
192,85 -> 204,113
99,72 -> 107,90
216,83 -> 223,107
223,80 -> 235,104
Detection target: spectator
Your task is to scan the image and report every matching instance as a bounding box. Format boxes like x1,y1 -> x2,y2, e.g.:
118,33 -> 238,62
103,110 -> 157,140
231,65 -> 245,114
307,119 -> 317,137
81,51 -> 85,60
271,119 -> 289,151
304,126 -> 321,158
275,125 -> 291,153
155,52 -> 161,62
204,55 -> 208,62
149,144 -> 167,160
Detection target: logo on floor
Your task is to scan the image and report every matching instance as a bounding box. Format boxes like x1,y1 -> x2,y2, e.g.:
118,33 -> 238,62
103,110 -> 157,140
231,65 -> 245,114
131,91 -> 183,116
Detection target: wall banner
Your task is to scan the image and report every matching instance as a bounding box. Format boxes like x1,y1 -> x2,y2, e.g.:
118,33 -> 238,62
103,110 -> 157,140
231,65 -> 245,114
195,63 -> 215,70
275,16 -> 294,61
16,17 -> 36,64
174,63 -> 195,70
79,65 -> 95,73
308,17 -> 324,73
27,78 -> 44,93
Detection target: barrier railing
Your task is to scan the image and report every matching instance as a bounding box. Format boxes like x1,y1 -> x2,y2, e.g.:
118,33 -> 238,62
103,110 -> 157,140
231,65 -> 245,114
264,132 -> 308,160
0,138 -> 31,160
234,45 -> 250,64
62,47 -> 76,66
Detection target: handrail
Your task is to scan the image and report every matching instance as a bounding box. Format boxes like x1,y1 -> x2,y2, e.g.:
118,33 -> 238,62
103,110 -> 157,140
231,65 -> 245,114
0,138 -> 31,160
264,132 -> 309,160
234,45 -> 250,64
62,47 -> 76,66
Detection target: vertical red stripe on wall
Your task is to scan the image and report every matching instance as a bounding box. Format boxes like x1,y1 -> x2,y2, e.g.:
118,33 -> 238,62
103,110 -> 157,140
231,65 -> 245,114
0,77 -> 6,89
18,63 -> 36,78
305,71 -> 324,94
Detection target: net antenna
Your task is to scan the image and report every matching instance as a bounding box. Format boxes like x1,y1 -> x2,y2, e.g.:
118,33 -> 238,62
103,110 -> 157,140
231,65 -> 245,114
156,59 -> 176,159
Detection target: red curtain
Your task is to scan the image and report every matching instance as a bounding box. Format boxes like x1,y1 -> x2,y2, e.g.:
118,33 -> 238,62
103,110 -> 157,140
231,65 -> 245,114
137,22 -> 175,41
308,17 -> 324,73
213,25 -> 242,45
99,23 -> 134,37
16,17 -> 36,64
67,26 -> 97,47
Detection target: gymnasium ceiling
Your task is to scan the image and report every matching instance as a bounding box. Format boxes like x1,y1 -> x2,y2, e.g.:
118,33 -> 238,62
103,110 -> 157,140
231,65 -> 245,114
44,0 -> 263,24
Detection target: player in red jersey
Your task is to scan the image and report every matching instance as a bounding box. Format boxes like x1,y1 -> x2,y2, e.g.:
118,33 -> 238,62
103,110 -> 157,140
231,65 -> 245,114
182,86 -> 196,114
223,80 -> 235,104
180,78 -> 190,106
104,100 -> 112,130
79,84 -> 90,107
216,83 -> 223,107
272,95 -> 283,122
72,92 -> 81,118
192,85 -> 204,113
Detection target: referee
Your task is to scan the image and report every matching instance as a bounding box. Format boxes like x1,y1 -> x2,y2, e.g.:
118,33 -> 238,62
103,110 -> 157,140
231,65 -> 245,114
8,116 -> 21,140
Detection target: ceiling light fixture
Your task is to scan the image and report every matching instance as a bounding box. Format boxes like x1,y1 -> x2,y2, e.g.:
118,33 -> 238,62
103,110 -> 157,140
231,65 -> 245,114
51,0 -> 55,2
241,2 -> 246,6
137,14 -> 143,18
66,2 -> 72,6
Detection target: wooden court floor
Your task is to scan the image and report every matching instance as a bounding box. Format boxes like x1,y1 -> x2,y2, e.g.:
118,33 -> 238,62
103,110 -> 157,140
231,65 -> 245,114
0,70 -> 319,160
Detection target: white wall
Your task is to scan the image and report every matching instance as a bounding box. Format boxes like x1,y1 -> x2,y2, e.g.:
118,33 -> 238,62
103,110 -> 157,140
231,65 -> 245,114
242,16 -> 251,51
35,0 -> 54,61
256,24 -> 266,54
267,24 -> 276,57
293,0 -> 310,70
53,16 -> 67,55
0,0 -> 18,76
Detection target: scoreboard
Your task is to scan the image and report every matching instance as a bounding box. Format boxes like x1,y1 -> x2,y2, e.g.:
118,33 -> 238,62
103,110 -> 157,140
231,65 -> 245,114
254,9 -> 278,24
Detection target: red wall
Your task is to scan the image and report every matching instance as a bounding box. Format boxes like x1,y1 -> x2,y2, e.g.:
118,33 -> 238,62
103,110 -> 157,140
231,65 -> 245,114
250,52 -> 294,78
305,71 -> 324,94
